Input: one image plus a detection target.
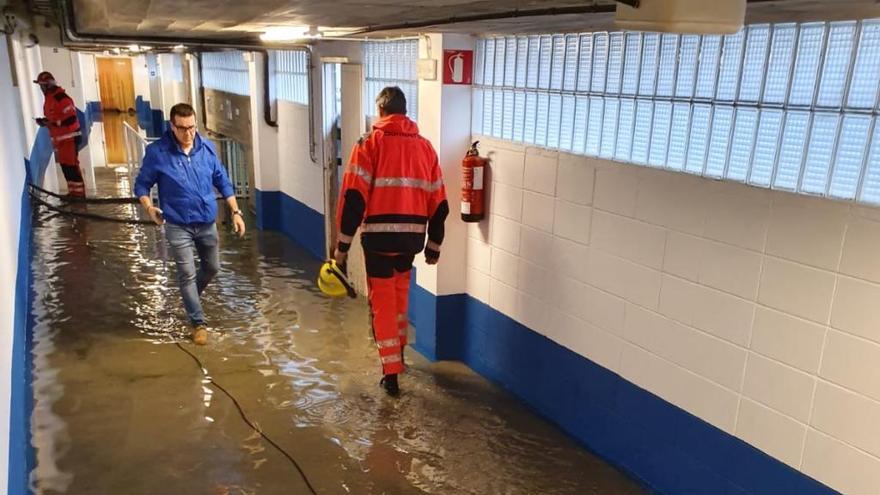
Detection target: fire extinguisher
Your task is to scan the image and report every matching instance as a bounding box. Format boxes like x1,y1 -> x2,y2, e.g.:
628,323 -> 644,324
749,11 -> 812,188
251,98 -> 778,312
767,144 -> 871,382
461,141 -> 487,222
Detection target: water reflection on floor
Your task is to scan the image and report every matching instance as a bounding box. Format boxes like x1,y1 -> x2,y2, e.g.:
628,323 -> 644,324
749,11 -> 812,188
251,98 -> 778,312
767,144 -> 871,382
28,170 -> 647,494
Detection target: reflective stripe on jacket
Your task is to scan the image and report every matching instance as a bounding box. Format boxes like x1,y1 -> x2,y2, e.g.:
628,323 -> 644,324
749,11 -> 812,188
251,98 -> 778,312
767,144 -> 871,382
337,114 -> 449,255
43,87 -> 81,143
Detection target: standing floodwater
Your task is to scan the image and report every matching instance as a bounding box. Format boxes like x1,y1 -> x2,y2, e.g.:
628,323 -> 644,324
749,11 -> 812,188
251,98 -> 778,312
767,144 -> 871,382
27,169 -> 646,495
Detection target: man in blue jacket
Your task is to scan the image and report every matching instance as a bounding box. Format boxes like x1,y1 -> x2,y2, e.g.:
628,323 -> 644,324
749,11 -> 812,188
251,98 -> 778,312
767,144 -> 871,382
134,103 -> 245,345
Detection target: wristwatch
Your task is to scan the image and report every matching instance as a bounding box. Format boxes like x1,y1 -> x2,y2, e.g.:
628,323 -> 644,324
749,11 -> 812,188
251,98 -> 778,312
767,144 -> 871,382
232,209 -> 244,217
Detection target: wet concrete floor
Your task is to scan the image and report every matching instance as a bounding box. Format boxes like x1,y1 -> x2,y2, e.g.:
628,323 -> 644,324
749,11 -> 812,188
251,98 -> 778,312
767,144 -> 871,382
27,169 -> 647,494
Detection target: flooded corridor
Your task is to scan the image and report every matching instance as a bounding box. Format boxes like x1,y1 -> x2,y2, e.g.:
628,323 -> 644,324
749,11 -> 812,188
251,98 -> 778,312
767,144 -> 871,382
26,170 -> 645,495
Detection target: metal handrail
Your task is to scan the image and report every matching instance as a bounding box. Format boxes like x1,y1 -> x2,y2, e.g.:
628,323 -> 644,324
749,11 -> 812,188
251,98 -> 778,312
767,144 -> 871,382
205,132 -> 250,198
122,121 -> 158,201
122,121 -> 157,178
122,123 -> 250,199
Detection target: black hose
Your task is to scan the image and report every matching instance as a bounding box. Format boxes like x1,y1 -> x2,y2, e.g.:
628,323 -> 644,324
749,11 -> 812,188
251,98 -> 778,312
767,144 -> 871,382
175,343 -> 320,495
29,183 -> 139,204
48,204 -> 318,495
28,187 -> 154,225
30,184 -> 234,207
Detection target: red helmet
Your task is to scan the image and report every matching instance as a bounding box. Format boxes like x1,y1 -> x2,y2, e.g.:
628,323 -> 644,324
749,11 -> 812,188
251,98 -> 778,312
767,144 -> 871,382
33,71 -> 56,85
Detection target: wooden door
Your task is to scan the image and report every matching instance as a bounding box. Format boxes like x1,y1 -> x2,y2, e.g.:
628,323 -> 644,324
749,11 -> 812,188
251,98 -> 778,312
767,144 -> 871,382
97,58 -> 137,165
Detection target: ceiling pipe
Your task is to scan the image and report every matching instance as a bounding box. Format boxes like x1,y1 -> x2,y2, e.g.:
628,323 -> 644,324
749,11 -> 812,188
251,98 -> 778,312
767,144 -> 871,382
251,49 -> 278,129
344,4 -> 618,36
57,0 -> 317,163
614,0 -> 641,8
59,0 -> 274,49
337,0 -> 780,36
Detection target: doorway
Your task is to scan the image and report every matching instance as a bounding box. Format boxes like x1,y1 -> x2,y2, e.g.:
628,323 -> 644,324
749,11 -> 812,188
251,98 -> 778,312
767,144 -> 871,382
97,57 -> 137,165
322,61 -> 367,294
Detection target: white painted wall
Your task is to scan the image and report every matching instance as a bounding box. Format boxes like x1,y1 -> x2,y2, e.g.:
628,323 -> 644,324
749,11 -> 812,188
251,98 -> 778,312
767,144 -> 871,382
470,135 -> 880,495
277,100 -> 323,213
158,54 -> 187,114
255,42 -> 364,209
38,46 -> 74,89
247,53 -> 279,193
1,34 -> 31,495
146,53 -> 164,115
13,38 -> 60,193
414,34 -> 472,296
11,38 -> 43,152
76,53 -> 107,170
187,55 -> 201,124
131,54 -> 150,103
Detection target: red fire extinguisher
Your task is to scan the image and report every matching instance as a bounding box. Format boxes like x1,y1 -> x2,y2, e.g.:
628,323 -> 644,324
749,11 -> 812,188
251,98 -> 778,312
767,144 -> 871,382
461,141 -> 487,222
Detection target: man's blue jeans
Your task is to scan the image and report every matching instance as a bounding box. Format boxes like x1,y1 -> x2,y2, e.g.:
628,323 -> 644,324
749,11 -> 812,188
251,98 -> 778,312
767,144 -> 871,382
165,223 -> 219,326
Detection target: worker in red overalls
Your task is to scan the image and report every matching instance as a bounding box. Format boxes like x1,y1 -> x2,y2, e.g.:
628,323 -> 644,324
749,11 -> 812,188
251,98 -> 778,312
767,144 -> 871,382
34,71 -> 85,197
334,86 -> 449,396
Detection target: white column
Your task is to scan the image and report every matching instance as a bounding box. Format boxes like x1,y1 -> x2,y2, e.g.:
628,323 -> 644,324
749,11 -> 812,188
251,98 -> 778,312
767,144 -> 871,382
408,34 -> 474,361
146,53 -> 165,116
415,33 -> 473,297
76,52 -> 107,170
247,52 -> 280,194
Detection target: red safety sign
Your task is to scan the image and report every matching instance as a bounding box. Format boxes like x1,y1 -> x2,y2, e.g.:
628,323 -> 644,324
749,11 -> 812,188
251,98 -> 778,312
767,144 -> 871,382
443,50 -> 473,85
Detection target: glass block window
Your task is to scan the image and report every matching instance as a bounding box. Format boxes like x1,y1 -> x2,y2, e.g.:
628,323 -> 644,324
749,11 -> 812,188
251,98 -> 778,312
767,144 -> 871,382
474,19 -> 880,205
364,40 -> 419,121
201,51 -> 250,96
269,50 -> 309,105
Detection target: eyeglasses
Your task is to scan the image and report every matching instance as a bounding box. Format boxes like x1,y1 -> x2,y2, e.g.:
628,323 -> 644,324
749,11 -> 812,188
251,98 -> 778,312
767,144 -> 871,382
173,124 -> 197,133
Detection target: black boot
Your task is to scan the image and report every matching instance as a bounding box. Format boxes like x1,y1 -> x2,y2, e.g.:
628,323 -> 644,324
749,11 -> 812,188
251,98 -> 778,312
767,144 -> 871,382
380,374 -> 399,397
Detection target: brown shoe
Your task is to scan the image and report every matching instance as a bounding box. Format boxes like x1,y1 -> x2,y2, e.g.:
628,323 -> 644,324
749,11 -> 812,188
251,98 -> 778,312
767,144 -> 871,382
192,325 -> 208,345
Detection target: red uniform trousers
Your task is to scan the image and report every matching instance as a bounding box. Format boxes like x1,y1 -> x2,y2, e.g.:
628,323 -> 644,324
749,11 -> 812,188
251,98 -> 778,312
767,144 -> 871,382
365,251 -> 413,376
54,138 -> 85,198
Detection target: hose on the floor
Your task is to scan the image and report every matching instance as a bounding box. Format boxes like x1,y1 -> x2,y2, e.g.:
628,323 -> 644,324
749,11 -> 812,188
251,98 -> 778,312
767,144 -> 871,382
29,182 -> 139,204
31,183 -> 230,205
28,184 -> 235,226
28,186 -> 155,225
175,343 -> 320,495
71,222 -> 320,494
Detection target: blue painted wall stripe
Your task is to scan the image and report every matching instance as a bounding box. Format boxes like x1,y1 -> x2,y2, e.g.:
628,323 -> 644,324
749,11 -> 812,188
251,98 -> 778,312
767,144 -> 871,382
254,189 -> 280,231
8,178 -> 34,494
255,189 -> 325,260
134,96 -> 166,138
409,287 -> 838,495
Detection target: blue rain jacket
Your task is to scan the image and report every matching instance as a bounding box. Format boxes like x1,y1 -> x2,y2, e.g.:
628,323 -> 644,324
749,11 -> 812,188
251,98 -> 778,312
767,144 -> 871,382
134,130 -> 234,225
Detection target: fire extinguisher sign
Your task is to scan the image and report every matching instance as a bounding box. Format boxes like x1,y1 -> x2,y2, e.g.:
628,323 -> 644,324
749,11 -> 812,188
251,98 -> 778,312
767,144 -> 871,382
443,50 -> 473,85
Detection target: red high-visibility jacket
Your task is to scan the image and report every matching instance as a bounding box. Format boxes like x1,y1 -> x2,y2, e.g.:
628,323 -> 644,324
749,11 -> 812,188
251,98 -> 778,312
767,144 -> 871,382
43,86 -> 81,144
336,114 -> 449,258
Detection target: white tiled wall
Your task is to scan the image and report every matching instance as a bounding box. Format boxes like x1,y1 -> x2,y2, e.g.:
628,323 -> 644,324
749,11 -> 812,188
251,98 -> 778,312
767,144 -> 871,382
469,135 -> 880,495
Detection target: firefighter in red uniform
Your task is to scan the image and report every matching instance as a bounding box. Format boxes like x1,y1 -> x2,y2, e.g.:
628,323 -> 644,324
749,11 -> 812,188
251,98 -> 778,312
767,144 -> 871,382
34,71 -> 85,197
334,86 -> 449,396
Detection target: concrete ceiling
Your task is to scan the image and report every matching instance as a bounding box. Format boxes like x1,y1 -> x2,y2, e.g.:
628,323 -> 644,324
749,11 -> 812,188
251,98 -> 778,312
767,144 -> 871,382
67,0 -> 880,41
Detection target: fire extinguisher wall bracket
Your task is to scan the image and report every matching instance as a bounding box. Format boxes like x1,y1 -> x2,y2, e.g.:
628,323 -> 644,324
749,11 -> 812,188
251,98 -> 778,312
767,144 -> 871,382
461,141 -> 487,223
